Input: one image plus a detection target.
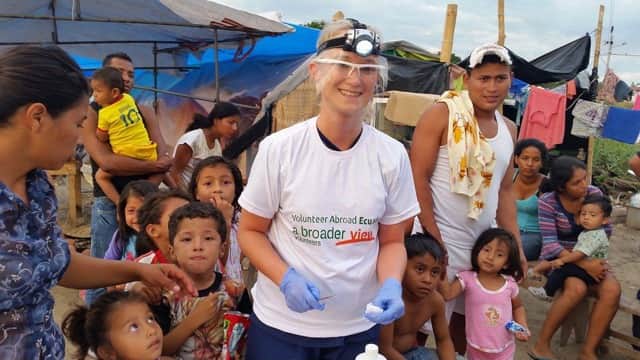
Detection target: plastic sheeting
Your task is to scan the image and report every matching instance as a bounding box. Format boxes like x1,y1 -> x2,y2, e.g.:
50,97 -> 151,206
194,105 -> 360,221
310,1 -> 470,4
459,34 -> 591,85
384,55 -> 450,95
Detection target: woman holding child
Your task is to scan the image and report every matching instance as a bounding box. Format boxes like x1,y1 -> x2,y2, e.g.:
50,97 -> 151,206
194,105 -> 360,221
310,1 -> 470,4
529,156 -> 620,360
238,19 -> 419,359
0,46 -> 195,359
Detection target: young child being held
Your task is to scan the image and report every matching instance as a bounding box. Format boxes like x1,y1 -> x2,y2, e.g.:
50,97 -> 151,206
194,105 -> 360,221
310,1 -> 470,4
91,67 -> 165,203
62,291 -> 171,360
104,180 -> 158,262
528,195 -> 612,301
439,228 -> 529,360
162,202 -> 237,359
188,156 -> 244,285
379,233 -> 456,360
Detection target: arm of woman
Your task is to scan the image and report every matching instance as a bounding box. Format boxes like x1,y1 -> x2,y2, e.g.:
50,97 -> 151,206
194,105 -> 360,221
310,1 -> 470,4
537,194 -> 564,260
58,251 -> 196,297
377,221 -> 408,283
169,144 -> 193,187
237,210 -> 288,285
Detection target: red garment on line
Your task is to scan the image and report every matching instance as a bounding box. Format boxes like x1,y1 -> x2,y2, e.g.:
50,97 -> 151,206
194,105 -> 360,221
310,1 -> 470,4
518,86 -> 566,149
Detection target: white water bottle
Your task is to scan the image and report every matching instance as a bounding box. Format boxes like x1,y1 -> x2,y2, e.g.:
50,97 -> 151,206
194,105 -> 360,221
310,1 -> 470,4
355,344 -> 386,360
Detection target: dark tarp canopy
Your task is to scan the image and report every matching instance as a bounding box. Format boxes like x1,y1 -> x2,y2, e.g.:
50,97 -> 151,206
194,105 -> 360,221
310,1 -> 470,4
384,55 -> 450,94
459,34 -> 591,85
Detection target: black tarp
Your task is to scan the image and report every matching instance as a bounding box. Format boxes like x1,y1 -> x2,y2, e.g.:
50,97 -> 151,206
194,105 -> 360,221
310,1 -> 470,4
384,55 -> 450,94
459,34 -> 591,85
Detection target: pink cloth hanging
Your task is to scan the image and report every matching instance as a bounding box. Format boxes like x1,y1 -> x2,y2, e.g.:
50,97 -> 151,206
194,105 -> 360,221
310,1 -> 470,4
518,86 -> 566,149
633,95 -> 640,111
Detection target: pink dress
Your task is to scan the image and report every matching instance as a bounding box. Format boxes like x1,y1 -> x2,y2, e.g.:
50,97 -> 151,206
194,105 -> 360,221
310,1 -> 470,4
457,270 -> 518,360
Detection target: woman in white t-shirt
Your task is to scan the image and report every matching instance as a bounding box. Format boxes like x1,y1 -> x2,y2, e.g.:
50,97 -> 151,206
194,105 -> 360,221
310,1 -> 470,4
238,19 -> 420,360
170,102 -> 240,190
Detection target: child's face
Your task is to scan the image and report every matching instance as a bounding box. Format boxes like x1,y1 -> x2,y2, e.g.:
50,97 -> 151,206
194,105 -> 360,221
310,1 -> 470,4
579,203 -> 608,230
104,301 -> 162,360
477,238 -> 510,274
195,164 -> 236,204
124,195 -> 144,232
90,79 -> 119,107
403,253 -> 442,299
148,197 -> 189,254
170,217 -> 223,278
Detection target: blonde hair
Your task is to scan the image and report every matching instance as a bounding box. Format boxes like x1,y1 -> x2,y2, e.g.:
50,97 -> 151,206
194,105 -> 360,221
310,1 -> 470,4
313,19 -> 388,95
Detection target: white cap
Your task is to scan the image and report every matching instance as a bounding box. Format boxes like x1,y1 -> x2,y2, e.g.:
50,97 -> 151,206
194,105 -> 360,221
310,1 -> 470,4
468,43 -> 512,68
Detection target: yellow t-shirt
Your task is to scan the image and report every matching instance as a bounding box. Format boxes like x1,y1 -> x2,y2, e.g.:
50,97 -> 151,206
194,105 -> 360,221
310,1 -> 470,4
97,93 -> 157,161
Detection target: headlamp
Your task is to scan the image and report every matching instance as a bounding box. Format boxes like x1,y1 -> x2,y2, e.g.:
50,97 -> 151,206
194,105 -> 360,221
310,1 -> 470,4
317,19 -> 381,57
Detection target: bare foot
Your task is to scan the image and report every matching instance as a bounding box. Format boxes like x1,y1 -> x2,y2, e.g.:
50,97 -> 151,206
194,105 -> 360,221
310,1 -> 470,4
577,350 -> 598,360
530,344 -> 556,360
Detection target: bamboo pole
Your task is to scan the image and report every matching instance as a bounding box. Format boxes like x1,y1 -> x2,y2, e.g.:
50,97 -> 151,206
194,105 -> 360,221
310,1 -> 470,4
498,0 -> 505,45
440,4 -> 458,63
587,4 -> 605,185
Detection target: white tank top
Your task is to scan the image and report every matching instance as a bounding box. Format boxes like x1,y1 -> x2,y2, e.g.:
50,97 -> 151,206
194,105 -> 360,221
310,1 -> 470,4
430,111 -> 513,249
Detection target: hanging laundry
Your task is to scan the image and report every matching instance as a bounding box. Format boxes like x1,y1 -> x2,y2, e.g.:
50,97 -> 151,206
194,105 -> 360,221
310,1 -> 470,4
614,80 -> 632,102
602,107 -> 640,144
598,69 -> 619,102
570,100 -> 608,138
566,80 -> 577,99
509,78 -> 528,98
518,86 -> 566,149
634,95 -> 640,111
514,85 -> 530,126
551,83 -> 567,95
576,71 -> 591,89
571,99 -> 609,128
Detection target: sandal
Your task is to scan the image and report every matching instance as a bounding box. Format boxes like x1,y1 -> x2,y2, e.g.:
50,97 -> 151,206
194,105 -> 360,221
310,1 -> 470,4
528,286 -> 553,302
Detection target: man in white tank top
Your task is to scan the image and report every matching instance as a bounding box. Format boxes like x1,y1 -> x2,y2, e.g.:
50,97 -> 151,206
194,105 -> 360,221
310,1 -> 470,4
410,44 -> 527,355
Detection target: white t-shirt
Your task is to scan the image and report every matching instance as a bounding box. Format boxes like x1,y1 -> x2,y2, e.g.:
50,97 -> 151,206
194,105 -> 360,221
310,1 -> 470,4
173,129 -> 222,190
239,117 -> 420,338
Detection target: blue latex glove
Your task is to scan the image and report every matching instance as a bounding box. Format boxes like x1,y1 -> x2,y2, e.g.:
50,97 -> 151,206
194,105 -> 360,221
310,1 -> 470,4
279,268 -> 325,313
364,278 -> 404,325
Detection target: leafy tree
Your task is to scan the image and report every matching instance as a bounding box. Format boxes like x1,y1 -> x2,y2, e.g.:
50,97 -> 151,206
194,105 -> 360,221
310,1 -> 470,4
304,20 -> 326,30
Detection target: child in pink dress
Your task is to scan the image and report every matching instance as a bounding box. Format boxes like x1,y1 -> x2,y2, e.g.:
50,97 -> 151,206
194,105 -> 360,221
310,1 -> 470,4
440,228 -> 530,359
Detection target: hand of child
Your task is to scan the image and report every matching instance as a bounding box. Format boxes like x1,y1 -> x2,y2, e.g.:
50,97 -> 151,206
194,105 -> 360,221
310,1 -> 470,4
210,195 -> 234,226
190,293 -> 226,327
515,330 -> 530,342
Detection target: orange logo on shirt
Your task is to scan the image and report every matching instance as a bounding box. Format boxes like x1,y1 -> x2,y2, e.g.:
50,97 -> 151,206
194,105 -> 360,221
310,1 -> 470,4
335,229 -> 375,246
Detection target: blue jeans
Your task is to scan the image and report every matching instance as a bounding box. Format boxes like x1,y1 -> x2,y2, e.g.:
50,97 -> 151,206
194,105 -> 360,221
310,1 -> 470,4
86,196 -> 117,305
521,231 -> 542,261
403,346 -> 439,360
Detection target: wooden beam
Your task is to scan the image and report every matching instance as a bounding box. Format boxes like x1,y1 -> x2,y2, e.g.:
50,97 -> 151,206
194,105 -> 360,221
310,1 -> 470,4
586,4 -> 605,185
497,0 -> 505,45
440,4 -> 458,63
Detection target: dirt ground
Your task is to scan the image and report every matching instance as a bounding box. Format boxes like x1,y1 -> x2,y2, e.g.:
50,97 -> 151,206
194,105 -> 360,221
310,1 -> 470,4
50,178 -> 640,359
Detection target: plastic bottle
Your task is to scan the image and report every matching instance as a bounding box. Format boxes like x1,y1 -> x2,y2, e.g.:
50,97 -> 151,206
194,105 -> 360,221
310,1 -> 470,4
354,344 -> 387,360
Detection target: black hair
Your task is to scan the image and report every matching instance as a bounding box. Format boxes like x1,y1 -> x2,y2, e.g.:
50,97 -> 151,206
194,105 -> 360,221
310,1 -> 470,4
467,54 -> 511,73
188,155 -> 244,210
168,202 -> 227,245
0,46 -> 89,126
471,228 -> 523,281
582,194 -> 612,217
514,138 -> 548,162
62,291 -> 149,360
548,156 -> 586,193
116,180 -> 159,252
136,189 -> 192,253
405,233 -> 444,263
92,67 -> 125,93
102,52 -> 133,67
185,101 -> 240,132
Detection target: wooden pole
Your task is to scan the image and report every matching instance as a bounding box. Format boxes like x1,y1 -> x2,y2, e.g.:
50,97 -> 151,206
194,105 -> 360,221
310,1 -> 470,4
587,4 -> 605,185
440,4 -> 458,63
497,0 -> 505,45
